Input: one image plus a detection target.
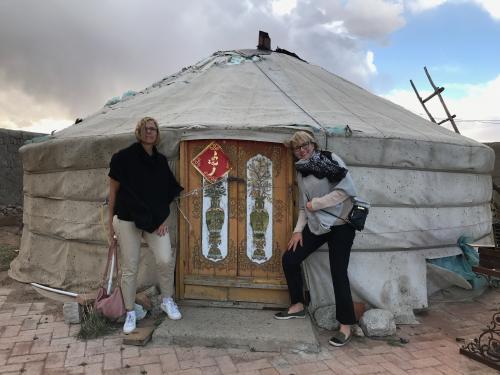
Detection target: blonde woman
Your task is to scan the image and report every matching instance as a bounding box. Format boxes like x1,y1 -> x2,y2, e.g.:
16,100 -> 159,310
108,117 -> 183,334
275,131 -> 357,347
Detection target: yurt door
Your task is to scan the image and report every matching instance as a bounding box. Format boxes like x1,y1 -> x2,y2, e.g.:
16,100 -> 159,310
178,140 -> 293,306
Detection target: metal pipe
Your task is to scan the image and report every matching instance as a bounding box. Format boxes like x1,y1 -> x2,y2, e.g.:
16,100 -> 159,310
31,282 -> 78,297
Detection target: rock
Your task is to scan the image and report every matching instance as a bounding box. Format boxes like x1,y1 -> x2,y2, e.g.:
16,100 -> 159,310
359,309 -> 396,337
313,305 -> 340,331
63,302 -> 81,324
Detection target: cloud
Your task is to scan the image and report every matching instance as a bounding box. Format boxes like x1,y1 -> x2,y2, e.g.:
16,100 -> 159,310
406,0 -> 447,13
0,0 -> 410,131
473,0 -> 500,20
381,75 -> 500,142
406,0 -> 500,20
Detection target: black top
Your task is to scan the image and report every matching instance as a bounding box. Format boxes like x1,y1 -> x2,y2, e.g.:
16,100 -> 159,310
108,142 -> 183,233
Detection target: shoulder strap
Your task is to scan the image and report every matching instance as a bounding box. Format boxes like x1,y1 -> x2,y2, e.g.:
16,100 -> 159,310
101,239 -> 120,285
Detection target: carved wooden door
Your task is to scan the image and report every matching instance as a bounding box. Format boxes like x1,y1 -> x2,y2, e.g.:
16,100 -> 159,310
178,139 -> 293,305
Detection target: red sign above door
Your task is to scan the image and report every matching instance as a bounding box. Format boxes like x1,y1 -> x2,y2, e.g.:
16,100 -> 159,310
191,142 -> 231,183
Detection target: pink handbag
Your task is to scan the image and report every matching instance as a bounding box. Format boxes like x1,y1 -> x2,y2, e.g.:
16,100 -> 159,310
95,240 -> 126,320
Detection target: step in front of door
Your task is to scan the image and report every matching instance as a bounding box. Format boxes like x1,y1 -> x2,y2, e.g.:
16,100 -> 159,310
183,275 -> 289,305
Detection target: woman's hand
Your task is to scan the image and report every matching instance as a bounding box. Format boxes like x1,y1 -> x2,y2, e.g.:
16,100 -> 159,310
287,232 -> 303,252
306,201 -> 314,211
155,223 -> 168,237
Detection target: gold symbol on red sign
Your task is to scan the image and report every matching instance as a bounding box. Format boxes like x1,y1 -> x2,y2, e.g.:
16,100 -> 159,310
191,142 -> 231,182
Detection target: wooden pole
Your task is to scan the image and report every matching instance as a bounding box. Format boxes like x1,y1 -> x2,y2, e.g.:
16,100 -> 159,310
410,79 -> 436,123
424,67 -> 460,134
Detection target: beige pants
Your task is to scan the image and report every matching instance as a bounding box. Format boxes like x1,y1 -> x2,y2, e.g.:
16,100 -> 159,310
113,216 -> 175,310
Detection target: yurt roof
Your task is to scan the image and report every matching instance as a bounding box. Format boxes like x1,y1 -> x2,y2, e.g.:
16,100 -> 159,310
55,49 -> 475,148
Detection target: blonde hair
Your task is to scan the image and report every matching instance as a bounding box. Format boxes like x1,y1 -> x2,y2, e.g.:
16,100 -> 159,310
286,131 -> 318,150
135,117 -> 160,145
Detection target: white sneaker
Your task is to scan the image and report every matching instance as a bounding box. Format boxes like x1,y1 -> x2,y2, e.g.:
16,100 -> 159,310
161,297 -> 182,320
123,311 -> 136,334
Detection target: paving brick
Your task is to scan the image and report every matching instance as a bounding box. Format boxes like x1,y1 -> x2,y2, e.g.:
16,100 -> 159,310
350,364 -> 386,374
258,368 -> 282,375
7,353 -> 47,364
103,352 -> 122,370
11,341 -> 33,356
180,357 -> 216,370
411,348 -> 441,359
29,302 -> 46,313
122,354 -> 160,367
121,346 -> 139,358
323,358 -> 355,375
214,355 -> 236,374
0,363 -> 24,373
291,361 -> 330,374
382,353 -> 414,370
52,324 -> 70,338
45,351 -> 67,369
143,363 -> 165,375
21,317 -> 40,331
103,337 -> 122,347
83,362 -> 103,374
164,368 -> 203,375
356,354 -> 388,364
50,337 -> 78,346
85,338 -> 104,348
409,357 -> 442,368
85,344 -> 122,356
23,360 -> 45,375
406,368 -> 443,375
140,345 -> 175,356
64,354 -> 104,368
67,342 -> 86,358
12,303 -> 32,316
236,358 -> 272,372
378,361 -> 407,375
2,324 -> 21,337
63,365 -> 85,373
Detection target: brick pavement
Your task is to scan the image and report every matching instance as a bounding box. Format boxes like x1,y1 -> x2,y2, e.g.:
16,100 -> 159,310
0,285 -> 499,374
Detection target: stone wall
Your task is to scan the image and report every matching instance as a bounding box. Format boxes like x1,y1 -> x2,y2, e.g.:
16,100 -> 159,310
0,128 -> 46,207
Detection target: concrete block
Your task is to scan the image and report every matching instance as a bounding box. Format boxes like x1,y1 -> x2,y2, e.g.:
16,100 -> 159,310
153,306 -> 320,353
63,302 -> 81,324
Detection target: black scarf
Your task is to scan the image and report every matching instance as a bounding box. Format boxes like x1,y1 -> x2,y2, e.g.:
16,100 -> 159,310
295,151 -> 348,183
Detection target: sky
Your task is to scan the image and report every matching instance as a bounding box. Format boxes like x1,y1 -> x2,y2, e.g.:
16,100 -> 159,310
0,0 -> 499,142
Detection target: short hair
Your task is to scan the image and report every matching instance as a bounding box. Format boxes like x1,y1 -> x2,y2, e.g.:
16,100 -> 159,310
135,117 -> 160,146
286,131 -> 318,151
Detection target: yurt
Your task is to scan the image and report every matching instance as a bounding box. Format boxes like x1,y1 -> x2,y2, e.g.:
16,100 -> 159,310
10,44 -> 494,323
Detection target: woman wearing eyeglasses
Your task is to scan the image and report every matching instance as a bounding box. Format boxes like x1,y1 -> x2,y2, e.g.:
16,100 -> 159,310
274,131 -> 357,347
108,117 -> 183,334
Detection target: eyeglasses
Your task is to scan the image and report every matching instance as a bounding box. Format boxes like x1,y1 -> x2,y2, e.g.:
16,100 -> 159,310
143,126 -> 158,133
293,142 -> 311,152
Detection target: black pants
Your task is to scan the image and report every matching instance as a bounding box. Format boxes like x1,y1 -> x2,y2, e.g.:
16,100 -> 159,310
282,224 -> 356,325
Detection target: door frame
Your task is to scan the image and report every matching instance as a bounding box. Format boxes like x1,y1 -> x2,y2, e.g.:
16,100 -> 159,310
176,139 -> 294,306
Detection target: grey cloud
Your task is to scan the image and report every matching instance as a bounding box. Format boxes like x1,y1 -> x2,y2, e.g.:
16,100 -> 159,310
0,0 -> 406,126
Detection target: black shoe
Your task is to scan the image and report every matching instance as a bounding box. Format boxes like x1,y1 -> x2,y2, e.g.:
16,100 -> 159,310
274,310 -> 306,320
328,331 -> 352,347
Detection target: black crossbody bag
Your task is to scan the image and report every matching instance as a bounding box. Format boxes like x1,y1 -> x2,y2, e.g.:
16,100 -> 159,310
307,194 -> 370,231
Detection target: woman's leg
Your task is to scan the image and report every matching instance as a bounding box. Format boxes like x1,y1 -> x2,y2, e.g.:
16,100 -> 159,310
143,229 -> 181,320
282,225 -> 330,310
328,224 -> 356,331
143,230 -> 175,299
113,217 -> 142,311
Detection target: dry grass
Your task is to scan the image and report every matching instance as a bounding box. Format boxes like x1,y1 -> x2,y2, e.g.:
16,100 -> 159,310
77,305 -> 118,340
